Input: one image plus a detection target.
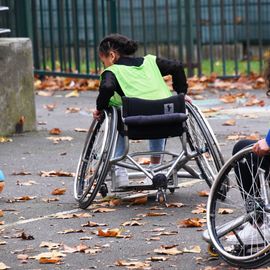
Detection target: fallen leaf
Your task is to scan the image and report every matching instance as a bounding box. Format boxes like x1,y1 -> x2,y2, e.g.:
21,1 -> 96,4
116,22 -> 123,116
79,236 -> 92,240
40,241 -> 61,250
16,180 -> 37,186
148,206 -> 164,210
43,104 -> 56,111
84,247 -> 102,254
21,232 -> 34,240
148,256 -> 168,261
0,262 -> 10,269
153,231 -> 178,236
13,196 -> 36,202
97,228 -> 121,237
129,196 -> 148,205
65,90 -> 79,98
146,212 -> 168,217
154,246 -> 182,255
222,119 -> 236,126
46,136 -> 73,143
178,218 -> 204,228
115,260 -> 150,268
49,128 -> 62,135
52,212 -> 91,219
137,157 -> 151,165
36,91 -> 54,97
39,257 -> 62,264
39,170 -> 75,177
145,237 -> 161,241
42,197 -> 60,203
0,210 -> 3,217
0,137 -> 12,143
17,254 -> 29,260
33,250 -> 66,260
150,228 -> 165,232
81,221 -> 108,227
182,245 -> 201,253
227,134 -> 245,141
0,221 -> 4,225
121,220 -> 144,226
51,188 -> 66,195
245,96 -> 265,107
201,107 -> 223,114
246,133 -> 261,140
109,198 -> 122,207
58,229 -> 84,234
66,107 -> 80,113
74,128 -> 88,133
0,241 -> 6,245
92,208 -> 116,213
192,207 -> 207,214
62,244 -> 78,254
197,190 -> 209,197
218,208 -> 234,214
165,202 -> 184,208
12,171 -> 31,176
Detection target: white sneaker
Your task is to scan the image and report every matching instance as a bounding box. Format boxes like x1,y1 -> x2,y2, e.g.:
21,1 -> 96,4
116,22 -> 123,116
114,166 -> 129,188
226,222 -> 270,245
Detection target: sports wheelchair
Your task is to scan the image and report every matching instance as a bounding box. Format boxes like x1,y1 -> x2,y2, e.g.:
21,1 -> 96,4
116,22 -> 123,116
205,145 -> 270,268
74,94 -> 224,209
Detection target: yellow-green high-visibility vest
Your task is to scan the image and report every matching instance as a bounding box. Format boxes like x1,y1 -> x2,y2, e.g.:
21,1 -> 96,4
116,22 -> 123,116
103,54 -> 172,107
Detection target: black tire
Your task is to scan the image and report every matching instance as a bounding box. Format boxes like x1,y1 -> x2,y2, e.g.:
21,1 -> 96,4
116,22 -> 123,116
207,146 -> 270,268
74,109 -> 116,209
185,101 -> 224,188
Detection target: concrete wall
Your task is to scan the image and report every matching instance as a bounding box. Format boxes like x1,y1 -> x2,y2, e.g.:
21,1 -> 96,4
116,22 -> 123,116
0,38 -> 36,136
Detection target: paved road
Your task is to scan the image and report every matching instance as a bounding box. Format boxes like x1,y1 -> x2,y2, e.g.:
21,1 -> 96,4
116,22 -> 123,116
0,89 -> 269,270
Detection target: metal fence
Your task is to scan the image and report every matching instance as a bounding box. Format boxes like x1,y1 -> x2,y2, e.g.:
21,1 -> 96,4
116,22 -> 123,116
0,0 -> 269,78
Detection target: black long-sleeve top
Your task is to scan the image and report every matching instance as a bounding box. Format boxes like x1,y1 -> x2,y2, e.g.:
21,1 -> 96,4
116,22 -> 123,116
96,56 -> 188,111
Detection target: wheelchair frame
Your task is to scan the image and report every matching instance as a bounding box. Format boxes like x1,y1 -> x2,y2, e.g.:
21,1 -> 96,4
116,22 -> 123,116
74,100 -> 224,209
206,145 -> 270,268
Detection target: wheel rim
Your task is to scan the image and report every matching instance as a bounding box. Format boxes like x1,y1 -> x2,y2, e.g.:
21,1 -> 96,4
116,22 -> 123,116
74,112 -> 109,202
207,146 -> 270,262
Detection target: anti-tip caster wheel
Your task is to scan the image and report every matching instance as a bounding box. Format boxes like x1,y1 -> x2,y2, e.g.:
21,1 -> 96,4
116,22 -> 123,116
207,244 -> 219,257
99,183 -> 108,198
156,190 -> 166,204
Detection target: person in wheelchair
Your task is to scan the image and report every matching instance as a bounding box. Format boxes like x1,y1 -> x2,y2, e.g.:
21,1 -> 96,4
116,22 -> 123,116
92,33 -> 188,188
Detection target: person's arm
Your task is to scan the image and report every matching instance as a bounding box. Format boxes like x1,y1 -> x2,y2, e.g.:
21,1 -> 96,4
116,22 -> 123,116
94,71 -> 123,119
156,57 -> 188,95
252,129 -> 270,156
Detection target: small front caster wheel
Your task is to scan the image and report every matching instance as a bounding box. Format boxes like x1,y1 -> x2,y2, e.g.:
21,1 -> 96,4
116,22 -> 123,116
99,183 -> 108,198
207,244 -> 219,257
169,188 -> 175,194
156,190 -> 166,204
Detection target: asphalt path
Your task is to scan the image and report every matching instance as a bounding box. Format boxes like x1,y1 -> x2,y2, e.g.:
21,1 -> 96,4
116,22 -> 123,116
0,89 -> 269,270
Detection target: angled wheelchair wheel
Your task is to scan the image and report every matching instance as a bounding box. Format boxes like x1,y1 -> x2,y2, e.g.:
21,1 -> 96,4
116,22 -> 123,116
74,109 -> 116,209
186,101 -> 224,188
207,146 -> 270,268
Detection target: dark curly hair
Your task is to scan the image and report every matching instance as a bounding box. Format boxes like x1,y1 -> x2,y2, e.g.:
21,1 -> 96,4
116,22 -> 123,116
99,34 -> 138,57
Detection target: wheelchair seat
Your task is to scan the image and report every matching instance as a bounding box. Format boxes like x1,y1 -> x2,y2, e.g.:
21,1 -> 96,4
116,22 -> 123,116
122,94 -> 187,140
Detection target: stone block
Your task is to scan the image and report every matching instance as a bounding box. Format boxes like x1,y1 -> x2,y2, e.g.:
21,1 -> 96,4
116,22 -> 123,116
0,38 -> 36,136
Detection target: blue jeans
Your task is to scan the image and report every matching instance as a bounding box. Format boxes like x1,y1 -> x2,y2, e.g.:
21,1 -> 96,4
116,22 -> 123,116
114,135 -> 165,159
